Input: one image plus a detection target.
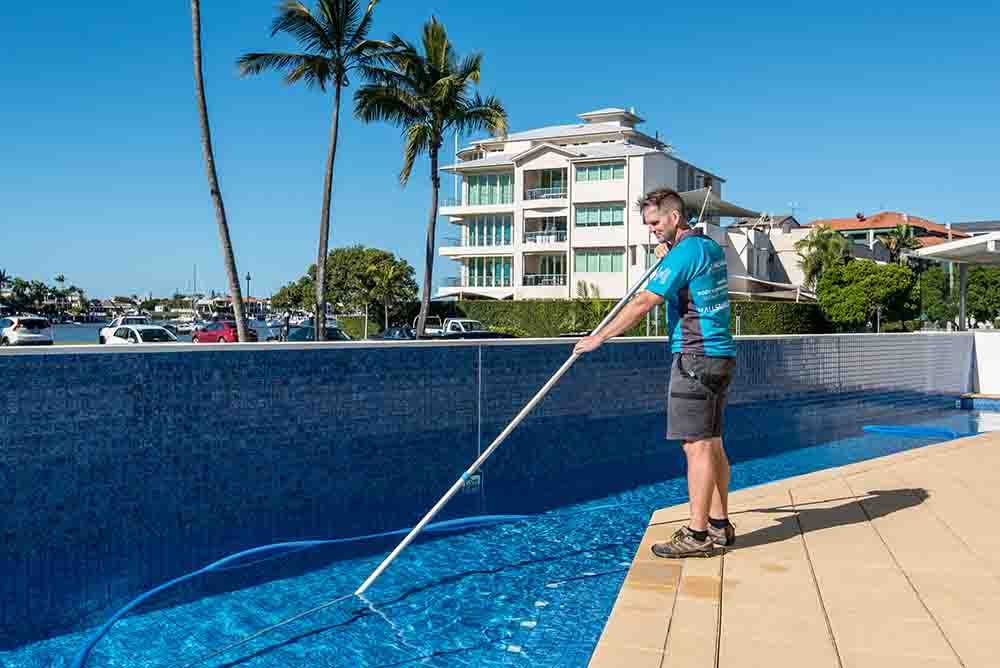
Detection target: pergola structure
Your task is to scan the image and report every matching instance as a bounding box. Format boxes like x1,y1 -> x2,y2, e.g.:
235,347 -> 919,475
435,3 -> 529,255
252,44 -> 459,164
916,232 -> 1000,330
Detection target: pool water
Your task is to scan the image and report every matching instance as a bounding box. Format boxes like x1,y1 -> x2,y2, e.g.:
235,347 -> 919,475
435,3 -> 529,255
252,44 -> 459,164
4,407 -> 992,668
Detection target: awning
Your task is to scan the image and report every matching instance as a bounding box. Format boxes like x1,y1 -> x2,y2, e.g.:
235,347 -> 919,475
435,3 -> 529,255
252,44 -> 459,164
915,232 -> 1000,265
679,188 -> 761,219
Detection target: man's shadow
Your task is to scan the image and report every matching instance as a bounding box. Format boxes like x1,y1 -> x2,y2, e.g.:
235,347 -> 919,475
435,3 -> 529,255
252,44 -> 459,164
730,488 -> 929,550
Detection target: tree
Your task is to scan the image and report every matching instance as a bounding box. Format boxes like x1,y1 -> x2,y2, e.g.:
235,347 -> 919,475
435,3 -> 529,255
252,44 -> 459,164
366,257 -> 418,328
967,266 -> 1000,326
917,266 -> 957,325
240,0 -> 386,340
192,0 -> 250,341
0,269 -> 8,292
355,17 -> 508,336
878,223 -> 921,264
817,259 -> 916,330
795,224 -> 850,289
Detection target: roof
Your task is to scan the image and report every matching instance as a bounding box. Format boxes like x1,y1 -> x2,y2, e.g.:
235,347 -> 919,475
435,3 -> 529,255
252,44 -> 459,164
473,121 -> 638,144
916,232 -> 1000,265
808,212 -> 969,238
951,220 -> 1000,233
442,142 -> 660,171
123,324 -> 171,331
678,188 -> 761,219
578,107 -> 645,123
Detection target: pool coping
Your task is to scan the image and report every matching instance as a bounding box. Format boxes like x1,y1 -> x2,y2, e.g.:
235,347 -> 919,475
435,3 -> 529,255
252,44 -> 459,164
589,430 -> 1000,667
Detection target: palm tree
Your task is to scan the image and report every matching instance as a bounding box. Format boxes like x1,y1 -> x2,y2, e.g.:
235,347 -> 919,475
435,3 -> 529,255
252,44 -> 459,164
239,0 -> 386,340
367,259 -> 413,328
0,269 -> 9,292
879,223 -> 921,264
191,0 -> 249,341
354,17 -> 508,336
795,224 -> 851,289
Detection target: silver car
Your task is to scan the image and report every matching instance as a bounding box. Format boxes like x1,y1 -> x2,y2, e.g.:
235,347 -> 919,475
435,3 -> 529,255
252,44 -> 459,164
0,316 -> 54,346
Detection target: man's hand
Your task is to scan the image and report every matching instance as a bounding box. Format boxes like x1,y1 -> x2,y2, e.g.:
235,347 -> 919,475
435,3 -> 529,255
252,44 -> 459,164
574,335 -> 604,355
654,243 -> 669,259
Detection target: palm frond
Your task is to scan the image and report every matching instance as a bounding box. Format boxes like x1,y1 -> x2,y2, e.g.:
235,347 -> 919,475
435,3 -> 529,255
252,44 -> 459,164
347,0 -> 379,50
354,84 -> 426,126
286,55 -> 335,90
238,51 -> 318,78
450,94 -> 508,137
400,123 -> 434,185
271,1 -> 335,54
421,17 -> 453,74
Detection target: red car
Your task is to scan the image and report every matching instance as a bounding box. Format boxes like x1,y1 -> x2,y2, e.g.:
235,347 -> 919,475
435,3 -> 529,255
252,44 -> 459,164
191,321 -> 258,343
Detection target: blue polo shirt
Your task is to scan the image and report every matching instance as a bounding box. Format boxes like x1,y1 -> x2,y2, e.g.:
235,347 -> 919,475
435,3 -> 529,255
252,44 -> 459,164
645,229 -> 736,358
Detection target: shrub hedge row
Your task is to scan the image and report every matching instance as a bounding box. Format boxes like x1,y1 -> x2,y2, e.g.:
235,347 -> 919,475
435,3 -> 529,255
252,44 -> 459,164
381,299 -> 830,338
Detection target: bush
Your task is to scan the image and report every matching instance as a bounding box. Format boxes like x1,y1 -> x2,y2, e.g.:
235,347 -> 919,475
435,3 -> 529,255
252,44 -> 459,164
337,315 -> 381,340
385,299 -> 830,338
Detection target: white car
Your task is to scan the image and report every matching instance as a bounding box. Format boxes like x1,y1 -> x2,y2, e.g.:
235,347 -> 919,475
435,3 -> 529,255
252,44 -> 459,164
104,325 -> 178,345
0,315 -> 54,346
99,315 -> 151,344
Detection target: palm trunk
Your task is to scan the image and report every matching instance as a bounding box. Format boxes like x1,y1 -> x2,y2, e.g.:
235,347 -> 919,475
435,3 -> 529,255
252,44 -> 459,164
314,85 -> 342,340
384,298 -> 389,331
416,144 -> 441,337
192,0 -> 248,341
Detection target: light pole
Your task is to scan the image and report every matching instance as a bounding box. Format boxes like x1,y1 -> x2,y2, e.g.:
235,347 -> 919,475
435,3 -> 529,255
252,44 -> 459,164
245,272 -> 252,318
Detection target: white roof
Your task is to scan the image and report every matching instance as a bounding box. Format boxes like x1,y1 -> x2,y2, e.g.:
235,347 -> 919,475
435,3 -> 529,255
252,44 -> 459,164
442,142 -> 660,171
474,121 -> 633,144
916,232 -> 1000,265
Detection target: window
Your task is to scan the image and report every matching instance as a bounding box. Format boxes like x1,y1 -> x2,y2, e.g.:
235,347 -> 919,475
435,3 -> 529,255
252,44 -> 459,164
466,256 -> 512,287
466,173 -> 513,205
467,215 -> 512,246
575,204 -> 625,227
574,249 -> 624,273
575,163 -> 625,182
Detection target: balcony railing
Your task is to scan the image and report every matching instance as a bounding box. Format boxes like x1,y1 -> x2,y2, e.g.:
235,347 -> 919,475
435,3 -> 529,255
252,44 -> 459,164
524,187 -> 567,200
440,197 -> 462,207
441,236 -> 512,248
443,276 -> 513,289
523,230 -> 567,243
522,274 -> 567,287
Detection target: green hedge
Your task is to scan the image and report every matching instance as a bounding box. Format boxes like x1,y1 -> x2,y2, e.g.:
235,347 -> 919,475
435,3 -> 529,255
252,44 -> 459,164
337,315 -> 381,340
389,299 -> 830,338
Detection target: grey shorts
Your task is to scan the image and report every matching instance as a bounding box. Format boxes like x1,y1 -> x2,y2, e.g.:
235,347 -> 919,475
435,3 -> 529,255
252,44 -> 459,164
667,353 -> 736,442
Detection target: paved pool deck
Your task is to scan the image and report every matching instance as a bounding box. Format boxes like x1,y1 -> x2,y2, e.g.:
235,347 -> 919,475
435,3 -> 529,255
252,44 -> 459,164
589,431 -> 1000,668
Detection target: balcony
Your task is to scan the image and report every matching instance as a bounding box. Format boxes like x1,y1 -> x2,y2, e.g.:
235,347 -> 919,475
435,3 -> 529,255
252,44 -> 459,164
524,187 -> 568,201
523,230 -> 567,244
522,273 -> 567,287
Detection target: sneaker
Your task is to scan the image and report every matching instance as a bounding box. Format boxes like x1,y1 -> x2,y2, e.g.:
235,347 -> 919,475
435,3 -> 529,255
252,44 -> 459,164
707,520 -> 736,547
651,527 -> 720,559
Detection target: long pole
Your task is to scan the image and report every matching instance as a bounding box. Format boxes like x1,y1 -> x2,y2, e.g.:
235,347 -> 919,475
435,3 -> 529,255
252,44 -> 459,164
354,258 -> 664,596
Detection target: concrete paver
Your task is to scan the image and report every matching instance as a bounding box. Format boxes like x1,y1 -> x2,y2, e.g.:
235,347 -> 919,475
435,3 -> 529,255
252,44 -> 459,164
590,431 -> 1000,667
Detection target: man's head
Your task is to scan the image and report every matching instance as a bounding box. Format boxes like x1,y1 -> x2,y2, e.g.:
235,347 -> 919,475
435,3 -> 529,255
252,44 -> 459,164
637,188 -> 688,245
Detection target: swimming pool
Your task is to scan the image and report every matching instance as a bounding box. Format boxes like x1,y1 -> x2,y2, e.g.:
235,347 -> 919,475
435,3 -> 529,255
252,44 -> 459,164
4,400 -> 991,668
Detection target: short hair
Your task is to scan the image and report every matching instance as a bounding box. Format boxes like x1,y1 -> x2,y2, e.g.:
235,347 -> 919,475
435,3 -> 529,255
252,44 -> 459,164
636,187 -> 685,218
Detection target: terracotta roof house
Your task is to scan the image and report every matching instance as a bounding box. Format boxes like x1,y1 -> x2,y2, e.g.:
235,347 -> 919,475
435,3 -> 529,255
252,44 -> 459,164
808,211 -> 969,250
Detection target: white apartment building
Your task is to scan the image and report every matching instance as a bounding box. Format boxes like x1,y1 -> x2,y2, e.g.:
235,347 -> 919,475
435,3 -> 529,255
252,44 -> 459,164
437,107 -> 724,300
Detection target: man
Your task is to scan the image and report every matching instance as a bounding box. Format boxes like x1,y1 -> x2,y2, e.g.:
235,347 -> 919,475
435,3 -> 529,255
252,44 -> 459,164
574,187 -> 737,558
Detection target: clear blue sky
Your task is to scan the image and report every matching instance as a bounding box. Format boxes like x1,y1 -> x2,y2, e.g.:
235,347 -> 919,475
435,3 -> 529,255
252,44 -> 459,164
2,1 -> 997,299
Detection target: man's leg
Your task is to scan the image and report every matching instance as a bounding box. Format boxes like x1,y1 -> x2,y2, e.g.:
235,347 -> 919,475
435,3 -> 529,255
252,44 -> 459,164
683,438 -> 718,532
709,438 -> 730,520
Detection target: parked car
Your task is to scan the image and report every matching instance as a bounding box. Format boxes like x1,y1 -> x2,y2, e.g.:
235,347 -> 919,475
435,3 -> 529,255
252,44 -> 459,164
99,315 -> 151,344
0,316 -> 54,346
442,318 -> 487,335
267,326 -> 352,342
104,325 -> 178,345
191,321 -> 258,343
411,315 -> 444,336
430,330 -> 518,340
369,326 -> 417,340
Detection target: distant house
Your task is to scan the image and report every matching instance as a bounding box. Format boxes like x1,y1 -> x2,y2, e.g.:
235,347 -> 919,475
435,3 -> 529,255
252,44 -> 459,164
808,211 -> 968,252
